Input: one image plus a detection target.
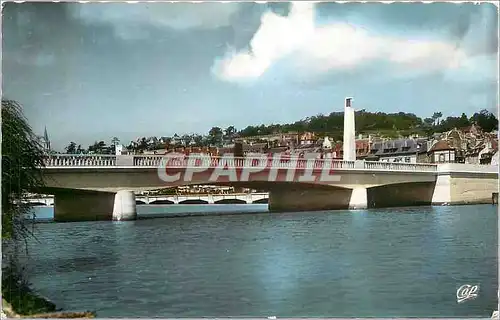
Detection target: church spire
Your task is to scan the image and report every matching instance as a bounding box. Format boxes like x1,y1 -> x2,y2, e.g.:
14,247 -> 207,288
43,126 -> 51,151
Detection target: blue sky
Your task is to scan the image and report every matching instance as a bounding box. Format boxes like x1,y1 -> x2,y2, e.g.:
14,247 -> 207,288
2,2 -> 498,150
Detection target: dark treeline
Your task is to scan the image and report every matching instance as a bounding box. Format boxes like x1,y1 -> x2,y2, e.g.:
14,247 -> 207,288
238,109 -> 498,140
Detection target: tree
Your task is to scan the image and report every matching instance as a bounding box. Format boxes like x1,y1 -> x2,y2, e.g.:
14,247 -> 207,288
208,126 -> 223,146
470,109 -> 498,133
2,99 -> 45,240
126,142 -> 136,154
457,113 -> 470,128
2,99 -> 56,314
224,126 -> 237,139
192,134 -> 204,146
432,112 -> 442,126
423,117 -> 434,127
110,137 -> 120,154
87,141 -> 107,154
138,137 -> 148,151
64,142 -> 77,154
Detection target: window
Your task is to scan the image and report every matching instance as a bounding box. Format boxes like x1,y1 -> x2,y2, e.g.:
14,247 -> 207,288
439,154 -> 445,162
405,157 -> 411,163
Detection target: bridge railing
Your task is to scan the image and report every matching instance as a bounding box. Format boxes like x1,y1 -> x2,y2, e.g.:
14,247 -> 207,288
43,154 -> 437,172
134,155 -> 164,167
134,156 -> 357,169
364,161 -> 437,172
44,154 -> 117,167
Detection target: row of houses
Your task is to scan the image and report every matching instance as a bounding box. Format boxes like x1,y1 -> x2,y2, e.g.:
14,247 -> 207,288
232,125 -> 497,165
118,124 -> 498,165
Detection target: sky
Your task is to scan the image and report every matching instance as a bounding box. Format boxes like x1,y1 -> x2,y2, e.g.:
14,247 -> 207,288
2,1 -> 498,150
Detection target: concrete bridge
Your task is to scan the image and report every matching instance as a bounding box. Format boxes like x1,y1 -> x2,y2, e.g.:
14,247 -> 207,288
37,154 -> 498,222
26,192 -> 269,206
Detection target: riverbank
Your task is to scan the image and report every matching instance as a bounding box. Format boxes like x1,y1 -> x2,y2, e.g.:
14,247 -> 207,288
2,263 -> 95,318
2,296 -> 95,318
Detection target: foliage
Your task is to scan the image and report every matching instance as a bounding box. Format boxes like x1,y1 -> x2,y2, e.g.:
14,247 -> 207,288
111,137 -> 120,146
1,99 -> 45,241
208,126 -> 224,146
1,99 -> 56,315
237,110 -> 497,139
63,142 -> 85,154
65,141 -> 77,154
87,140 -> 110,154
2,259 -> 57,315
470,109 -> 498,133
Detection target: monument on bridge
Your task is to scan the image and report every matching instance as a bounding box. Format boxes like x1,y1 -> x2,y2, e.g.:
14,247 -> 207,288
343,97 -> 356,161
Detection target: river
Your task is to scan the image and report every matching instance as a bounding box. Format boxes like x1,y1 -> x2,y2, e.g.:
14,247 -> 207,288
21,204 -> 497,317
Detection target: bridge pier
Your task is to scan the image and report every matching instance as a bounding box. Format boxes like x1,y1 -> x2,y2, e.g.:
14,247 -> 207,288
112,190 -> 137,221
54,190 -> 137,222
348,187 -> 368,210
431,167 -> 499,205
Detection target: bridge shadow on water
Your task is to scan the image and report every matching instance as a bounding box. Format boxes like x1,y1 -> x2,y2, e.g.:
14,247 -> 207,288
367,181 -> 436,208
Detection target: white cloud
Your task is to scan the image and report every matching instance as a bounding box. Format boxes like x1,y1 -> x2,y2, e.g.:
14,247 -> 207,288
211,2 -> 483,83
442,54 -> 498,83
71,2 -> 241,33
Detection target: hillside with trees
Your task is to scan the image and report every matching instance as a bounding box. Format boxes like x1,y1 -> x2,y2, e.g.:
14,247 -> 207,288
238,109 -> 498,140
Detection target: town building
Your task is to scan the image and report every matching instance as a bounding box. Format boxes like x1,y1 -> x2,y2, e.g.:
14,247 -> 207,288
235,132 -> 299,147
427,140 -> 456,163
299,132 -> 316,146
365,138 -> 429,163
427,124 -> 498,164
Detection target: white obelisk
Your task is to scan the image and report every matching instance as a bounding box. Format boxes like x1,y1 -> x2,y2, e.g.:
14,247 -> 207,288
343,97 -> 356,161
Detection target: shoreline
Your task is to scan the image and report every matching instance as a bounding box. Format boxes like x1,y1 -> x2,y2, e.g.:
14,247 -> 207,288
2,288 -> 95,318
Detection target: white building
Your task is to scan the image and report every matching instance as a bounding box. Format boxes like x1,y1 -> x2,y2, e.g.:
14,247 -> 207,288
491,151 -> 499,166
322,137 -> 332,149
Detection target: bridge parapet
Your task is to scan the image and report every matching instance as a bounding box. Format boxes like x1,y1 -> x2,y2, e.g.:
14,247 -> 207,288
364,161 -> 437,172
45,154 -> 117,167
437,163 -> 498,174
43,154 -> 441,172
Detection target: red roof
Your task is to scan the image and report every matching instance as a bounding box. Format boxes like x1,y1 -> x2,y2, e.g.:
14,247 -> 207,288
491,139 -> 498,151
429,140 -> 454,152
355,140 -> 370,148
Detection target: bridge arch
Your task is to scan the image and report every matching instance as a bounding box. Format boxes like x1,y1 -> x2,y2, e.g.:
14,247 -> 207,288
214,199 -> 247,204
29,202 -> 49,206
252,198 -> 268,204
149,200 -> 174,205
136,200 -> 146,205
179,199 -> 209,204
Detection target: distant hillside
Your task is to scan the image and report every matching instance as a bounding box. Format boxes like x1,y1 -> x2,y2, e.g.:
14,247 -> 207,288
237,109 -> 498,140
